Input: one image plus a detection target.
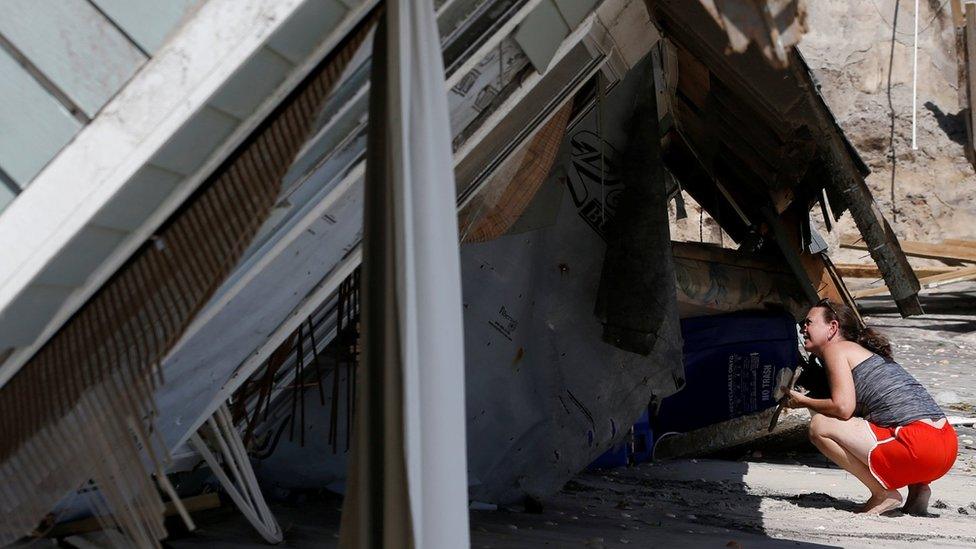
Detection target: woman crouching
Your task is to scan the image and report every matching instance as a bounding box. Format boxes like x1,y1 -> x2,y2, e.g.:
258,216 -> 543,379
786,299 -> 958,515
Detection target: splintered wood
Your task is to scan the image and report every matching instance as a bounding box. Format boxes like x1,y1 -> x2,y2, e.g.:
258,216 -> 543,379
839,235 -> 976,298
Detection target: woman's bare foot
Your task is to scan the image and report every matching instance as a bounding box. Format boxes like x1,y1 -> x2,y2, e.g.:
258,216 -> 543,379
858,489 -> 903,514
902,483 -> 932,515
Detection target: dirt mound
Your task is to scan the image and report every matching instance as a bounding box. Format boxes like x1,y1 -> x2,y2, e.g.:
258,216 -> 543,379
800,0 -> 976,267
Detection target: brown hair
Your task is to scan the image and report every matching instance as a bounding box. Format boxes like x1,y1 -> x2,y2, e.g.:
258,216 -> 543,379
816,299 -> 893,362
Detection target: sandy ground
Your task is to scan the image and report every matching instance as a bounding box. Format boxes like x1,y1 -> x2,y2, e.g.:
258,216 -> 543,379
159,455 -> 976,549
469,458 -> 976,548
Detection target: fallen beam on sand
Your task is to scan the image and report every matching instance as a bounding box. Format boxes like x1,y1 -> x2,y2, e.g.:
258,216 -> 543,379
851,266 -> 976,298
841,234 -> 976,264
46,493 -> 221,538
653,408 -> 811,460
948,416 -> 976,427
835,263 -> 959,279
943,238 -> 976,249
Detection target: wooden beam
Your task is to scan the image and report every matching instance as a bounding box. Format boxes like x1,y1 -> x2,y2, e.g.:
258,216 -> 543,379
852,266 -> 976,298
760,206 -> 819,305
966,4 -> 976,162
47,493 -> 220,538
840,234 -> 976,263
671,241 -> 790,273
784,56 -> 922,315
675,44 -> 709,110
822,254 -> 863,326
835,263 -> 960,279
943,238 -> 976,249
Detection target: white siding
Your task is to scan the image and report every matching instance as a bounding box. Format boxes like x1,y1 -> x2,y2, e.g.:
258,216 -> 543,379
0,48 -> 81,187
89,0 -> 200,53
0,0 -> 146,118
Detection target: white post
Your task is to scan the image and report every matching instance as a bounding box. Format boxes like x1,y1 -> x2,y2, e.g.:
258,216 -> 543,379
389,1 -> 471,547
912,0 -> 919,150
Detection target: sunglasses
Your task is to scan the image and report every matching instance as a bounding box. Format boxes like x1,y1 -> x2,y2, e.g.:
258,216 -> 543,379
817,298 -> 839,319
798,299 -> 839,330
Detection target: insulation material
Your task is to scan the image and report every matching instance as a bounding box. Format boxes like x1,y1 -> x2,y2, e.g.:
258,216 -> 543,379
0,14 -> 376,546
458,100 -> 574,242
671,243 -> 808,319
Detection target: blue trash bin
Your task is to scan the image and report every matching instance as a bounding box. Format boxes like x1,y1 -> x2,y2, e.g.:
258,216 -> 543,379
588,409 -> 654,469
654,311 -> 800,435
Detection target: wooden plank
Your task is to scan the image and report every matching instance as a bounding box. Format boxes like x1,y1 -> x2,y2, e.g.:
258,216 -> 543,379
852,266 -> 976,298
767,206 -> 854,309
784,54 -> 921,315
675,44 -> 710,110
89,0 -> 199,54
761,206 -> 819,305
0,0 -> 146,118
671,241 -> 791,273
822,254 -> 863,326
47,493 -> 220,537
0,47 -> 82,186
953,0 -> 967,28
835,263 -> 960,279
840,234 -> 976,263
942,238 -> 976,249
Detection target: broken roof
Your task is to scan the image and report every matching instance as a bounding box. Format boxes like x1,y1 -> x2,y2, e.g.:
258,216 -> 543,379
647,0 -> 923,316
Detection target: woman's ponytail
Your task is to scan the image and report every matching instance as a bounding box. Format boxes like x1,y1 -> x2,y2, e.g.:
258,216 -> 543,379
856,326 -> 892,362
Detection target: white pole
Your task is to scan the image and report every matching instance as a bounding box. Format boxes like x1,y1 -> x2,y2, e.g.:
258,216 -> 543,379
912,0 -> 919,150
389,1 -> 471,547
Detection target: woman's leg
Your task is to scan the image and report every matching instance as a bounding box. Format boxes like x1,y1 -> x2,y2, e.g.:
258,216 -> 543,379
808,414 -> 902,514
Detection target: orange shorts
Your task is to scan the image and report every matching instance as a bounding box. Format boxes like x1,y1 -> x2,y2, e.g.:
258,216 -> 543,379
867,420 -> 958,490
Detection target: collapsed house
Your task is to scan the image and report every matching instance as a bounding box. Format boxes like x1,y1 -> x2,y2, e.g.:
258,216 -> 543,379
0,0 -> 922,546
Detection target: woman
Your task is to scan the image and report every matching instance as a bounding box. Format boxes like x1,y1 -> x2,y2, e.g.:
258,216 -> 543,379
786,299 -> 957,515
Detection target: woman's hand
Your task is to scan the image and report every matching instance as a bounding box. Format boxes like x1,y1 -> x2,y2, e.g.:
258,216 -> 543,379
782,389 -> 808,409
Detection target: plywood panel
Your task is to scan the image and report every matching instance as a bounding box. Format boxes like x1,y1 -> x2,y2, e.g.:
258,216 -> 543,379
0,48 -> 82,186
267,0 -> 348,64
89,0 -> 199,54
0,0 -> 147,117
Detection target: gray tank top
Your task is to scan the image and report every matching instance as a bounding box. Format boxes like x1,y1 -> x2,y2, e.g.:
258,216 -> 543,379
852,354 -> 944,427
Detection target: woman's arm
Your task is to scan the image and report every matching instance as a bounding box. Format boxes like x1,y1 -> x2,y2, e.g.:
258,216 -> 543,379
787,349 -> 857,419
